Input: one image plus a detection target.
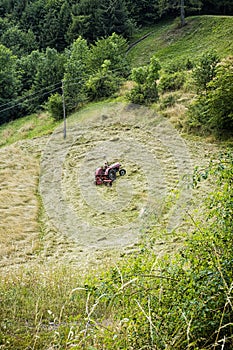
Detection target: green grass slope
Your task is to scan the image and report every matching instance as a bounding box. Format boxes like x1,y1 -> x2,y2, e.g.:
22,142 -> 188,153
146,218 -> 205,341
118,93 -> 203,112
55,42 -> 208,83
128,15 -> 233,68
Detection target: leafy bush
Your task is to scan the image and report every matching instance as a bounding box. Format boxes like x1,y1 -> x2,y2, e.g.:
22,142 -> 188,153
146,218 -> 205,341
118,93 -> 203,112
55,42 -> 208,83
206,56 -> 233,131
46,93 -> 63,121
188,56 -> 233,133
164,58 -> 193,73
127,55 -> 161,104
85,60 -> 121,100
192,50 -> 220,93
159,71 -> 186,92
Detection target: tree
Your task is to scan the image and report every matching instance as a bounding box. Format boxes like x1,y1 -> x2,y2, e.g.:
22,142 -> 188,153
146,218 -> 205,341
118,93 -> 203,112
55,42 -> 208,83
63,36 -> 90,112
126,0 -> 160,25
46,92 -> 63,120
90,33 -> 130,77
0,44 -> 21,124
192,50 -> 220,93
128,55 -> 161,104
0,26 -> 37,56
85,59 -> 121,100
180,0 -> 186,27
188,56 -> 233,133
206,56 -> 233,131
100,0 -> 134,37
202,0 -> 233,15
158,0 -> 202,24
20,0 -> 47,50
41,0 -> 72,51
68,0 -> 133,43
29,48 -> 66,112
17,50 -> 43,93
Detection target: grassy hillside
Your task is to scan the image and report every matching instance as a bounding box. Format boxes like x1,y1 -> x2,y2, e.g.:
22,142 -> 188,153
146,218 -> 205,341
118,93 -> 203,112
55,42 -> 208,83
128,16 -> 233,68
0,16 -> 233,349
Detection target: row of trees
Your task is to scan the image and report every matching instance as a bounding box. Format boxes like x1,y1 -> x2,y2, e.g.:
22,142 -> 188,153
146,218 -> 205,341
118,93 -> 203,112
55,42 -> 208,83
0,0 -> 232,54
0,33 -> 129,124
0,0 -> 232,129
1,33 -> 232,134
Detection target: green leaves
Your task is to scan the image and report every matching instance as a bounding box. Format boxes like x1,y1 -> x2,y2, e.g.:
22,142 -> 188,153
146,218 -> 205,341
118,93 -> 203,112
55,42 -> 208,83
207,57 -> 233,131
128,55 -> 161,104
0,44 -> 21,124
188,55 -> 233,133
192,50 -> 219,93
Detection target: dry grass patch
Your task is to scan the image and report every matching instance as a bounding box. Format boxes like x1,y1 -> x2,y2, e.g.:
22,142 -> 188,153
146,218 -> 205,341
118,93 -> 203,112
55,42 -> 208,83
0,143 -> 40,267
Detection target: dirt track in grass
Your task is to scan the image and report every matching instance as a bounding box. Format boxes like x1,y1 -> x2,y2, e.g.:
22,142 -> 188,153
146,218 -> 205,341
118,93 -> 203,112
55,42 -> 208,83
0,102 -> 219,271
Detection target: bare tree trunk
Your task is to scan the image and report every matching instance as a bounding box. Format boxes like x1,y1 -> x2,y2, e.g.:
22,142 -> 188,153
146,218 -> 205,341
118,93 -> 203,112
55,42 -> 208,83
180,0 -> 186,27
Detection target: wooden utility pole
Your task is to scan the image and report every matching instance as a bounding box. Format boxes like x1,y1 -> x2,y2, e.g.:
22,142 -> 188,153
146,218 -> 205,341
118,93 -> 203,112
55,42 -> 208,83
61,80 -> 66,139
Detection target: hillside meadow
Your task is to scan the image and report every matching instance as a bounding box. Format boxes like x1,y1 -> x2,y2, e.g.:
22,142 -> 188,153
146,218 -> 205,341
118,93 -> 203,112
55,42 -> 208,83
0,15 -> 233,349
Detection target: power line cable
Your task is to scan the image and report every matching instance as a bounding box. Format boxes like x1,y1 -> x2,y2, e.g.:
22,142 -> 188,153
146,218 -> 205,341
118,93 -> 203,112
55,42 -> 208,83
0,65 -> 130,115
0,81 -> 62,110
0,86 -> 61,114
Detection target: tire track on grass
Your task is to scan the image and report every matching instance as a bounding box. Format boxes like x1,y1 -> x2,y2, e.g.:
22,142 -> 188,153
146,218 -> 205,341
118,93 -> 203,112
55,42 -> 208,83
40,103 -> 193,250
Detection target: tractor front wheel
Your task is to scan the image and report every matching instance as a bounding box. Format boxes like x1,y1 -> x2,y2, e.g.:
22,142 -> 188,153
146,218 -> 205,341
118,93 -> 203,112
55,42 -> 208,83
119,169 -> 126,176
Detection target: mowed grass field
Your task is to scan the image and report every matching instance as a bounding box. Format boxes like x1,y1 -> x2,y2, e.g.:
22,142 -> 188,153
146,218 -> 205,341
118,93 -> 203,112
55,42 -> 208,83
0,15 -> 232,349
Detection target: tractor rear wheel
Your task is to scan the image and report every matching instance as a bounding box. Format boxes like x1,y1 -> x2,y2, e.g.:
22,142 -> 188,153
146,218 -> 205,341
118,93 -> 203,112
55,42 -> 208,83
108,169 -> 116,180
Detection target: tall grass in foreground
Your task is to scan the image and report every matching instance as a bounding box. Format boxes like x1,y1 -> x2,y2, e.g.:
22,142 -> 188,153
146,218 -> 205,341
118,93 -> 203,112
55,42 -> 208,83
0,152 -> 232,349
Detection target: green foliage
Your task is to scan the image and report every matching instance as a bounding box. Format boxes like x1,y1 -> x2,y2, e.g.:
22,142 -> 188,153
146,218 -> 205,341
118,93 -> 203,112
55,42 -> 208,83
128,55 -> 161,104
159,71 -> 186,92
20,0 -> 47,50
26,48 -> 66,113
41,0 -> 72,51
164,58 -> 194,73
17,50 -> 43,92
64,34 -> 129,112
46,92 -> 63,121
192,50 -> 220,93
68,0 -> 134,43
206,56 -> 233,131
188,56 -> 233,133
159,93 -> 177,110
90,33 -> 130,77
0,44 -> 21,124
0,26 -> 37,57
85,60 -> 121,101
63,36 -> 91,112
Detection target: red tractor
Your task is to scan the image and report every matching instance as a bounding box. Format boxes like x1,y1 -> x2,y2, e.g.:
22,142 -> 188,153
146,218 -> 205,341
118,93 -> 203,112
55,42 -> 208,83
95,162 -> 126,186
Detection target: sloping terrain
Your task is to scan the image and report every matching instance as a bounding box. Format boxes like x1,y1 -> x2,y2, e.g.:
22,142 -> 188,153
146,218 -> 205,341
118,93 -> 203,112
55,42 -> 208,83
0,102 -> 220,271
128,16 -> 233,67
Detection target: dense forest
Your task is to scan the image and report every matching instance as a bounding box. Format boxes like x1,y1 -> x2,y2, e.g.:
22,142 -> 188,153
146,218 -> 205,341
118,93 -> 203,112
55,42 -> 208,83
0,0 -> 233,126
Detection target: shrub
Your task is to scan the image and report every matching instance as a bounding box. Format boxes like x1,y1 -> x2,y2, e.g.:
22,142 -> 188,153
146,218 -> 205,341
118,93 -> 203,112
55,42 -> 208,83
127,55 -> 161,104
85,60 -> 121,100
46,93 -> 63,121
159,71 -> 186,92
164,58 -> 193,73
188,56 -> 233,134
192,50 -> 220,93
